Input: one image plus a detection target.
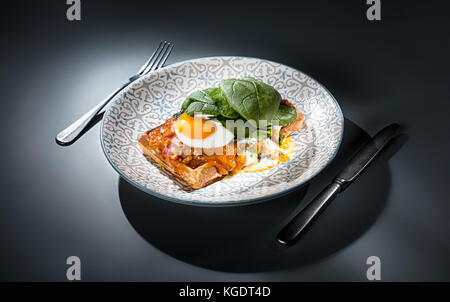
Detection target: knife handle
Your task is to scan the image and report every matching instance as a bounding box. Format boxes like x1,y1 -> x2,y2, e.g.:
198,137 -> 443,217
277,182 -> 342,245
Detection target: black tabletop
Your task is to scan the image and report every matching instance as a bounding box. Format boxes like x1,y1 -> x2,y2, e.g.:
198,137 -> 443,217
1,0 -> 449,281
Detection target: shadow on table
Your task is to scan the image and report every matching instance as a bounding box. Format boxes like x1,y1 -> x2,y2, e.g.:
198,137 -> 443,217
118,118 -> 407,272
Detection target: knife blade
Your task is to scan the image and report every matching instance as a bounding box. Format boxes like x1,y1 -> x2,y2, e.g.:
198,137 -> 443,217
277,123 -> 400,246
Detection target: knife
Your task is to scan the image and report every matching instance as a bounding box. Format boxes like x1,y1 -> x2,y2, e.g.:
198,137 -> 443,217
277,123 -> 400,246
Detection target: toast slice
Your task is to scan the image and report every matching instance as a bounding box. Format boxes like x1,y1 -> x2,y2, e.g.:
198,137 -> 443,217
138,130 -> 233,189
138,100 -> 305,189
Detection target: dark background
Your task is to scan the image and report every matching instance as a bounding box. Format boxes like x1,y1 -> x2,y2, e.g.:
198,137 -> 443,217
1,0 -> 449,281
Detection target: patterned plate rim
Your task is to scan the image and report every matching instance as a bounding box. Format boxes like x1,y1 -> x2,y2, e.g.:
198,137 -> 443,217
100,56 -> 345,206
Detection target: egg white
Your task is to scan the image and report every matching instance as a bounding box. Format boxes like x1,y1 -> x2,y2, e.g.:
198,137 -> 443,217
175,119 -> 234,149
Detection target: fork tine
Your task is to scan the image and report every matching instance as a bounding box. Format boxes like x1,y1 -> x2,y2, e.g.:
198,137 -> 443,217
155,43 -> 174,70
145,42 -> 172,74
144,44 -> 166,74
137,41 -> 166,75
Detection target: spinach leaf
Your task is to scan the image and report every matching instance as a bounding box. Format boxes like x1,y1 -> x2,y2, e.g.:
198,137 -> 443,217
180,79 -> 293,131
209,88 -> 240,119
181,87 -> 242,119
273,104 -> 297,126
219,77 -> 281,125
182,88 -> 220,116
185,101 -> 220,116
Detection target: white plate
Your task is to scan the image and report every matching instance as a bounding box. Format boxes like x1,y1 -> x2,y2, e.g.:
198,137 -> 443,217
101,57 -> 344,205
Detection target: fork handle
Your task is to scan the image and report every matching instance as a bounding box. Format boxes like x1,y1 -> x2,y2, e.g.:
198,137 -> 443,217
55,81 -> 131,146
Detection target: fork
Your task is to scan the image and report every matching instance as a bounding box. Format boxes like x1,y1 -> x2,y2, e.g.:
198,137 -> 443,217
55,41 -> 174,146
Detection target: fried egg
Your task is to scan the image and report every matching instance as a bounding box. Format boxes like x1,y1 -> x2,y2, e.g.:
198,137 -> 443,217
174,113 -> 234,149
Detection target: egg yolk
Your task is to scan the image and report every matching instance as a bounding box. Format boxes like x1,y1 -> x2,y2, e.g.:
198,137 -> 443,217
175,113 -> 216,139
